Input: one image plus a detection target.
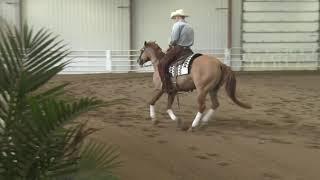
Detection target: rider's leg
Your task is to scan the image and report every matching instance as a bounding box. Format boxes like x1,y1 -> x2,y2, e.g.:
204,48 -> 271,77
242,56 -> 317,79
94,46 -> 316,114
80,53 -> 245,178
158,47 -> 179,92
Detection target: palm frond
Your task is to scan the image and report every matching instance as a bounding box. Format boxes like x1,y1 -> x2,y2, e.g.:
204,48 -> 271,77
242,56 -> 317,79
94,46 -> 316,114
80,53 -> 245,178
32,83 -> 69,103
74,141 -> 122,180
0,98 -> 104,179
0,22 -> 69,97
0,21 -> 121,180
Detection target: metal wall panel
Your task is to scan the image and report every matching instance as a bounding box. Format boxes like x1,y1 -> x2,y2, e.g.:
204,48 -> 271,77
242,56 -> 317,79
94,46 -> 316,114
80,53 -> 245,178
231,0 -> 243,70
244,23 -> 318,32
0,0 -> 20,27
243,33 -> 319,42
244,13 -> 318,22
23,0 -> 130,50
244,1 -> 318,11
243,43 -> 318,51
132,0 -> 228,51
232,0 -> 242,48
242,0 -> 319,70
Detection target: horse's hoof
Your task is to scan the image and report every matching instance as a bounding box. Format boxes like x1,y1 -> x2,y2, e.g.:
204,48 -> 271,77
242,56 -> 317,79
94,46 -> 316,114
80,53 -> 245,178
180,124 -> 189,131
188,127 -> 194,132
152,119 -> 159,125
199,122 -> 209,130
176,118 -> 182,128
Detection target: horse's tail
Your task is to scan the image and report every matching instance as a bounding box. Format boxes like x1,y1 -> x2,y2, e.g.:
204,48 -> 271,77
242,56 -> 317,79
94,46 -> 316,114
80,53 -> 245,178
220,64 -> 252,109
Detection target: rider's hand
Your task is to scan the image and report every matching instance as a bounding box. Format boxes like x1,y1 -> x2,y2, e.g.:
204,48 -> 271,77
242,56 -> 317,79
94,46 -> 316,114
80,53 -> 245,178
166,45 -> 173,52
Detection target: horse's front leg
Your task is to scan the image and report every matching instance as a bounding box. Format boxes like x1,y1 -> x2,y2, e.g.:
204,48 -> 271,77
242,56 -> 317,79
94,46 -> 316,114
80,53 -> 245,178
167,92 -> 182,128
149,89 -> 164,124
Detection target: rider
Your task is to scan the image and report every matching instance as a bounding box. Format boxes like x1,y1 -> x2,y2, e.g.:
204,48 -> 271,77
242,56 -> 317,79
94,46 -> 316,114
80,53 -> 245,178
158,9 -> 194,93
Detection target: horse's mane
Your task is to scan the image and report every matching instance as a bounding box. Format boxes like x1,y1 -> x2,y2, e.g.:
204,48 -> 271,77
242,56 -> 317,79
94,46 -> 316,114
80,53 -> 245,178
145,41 -> 165,59
145,41 -> 162,50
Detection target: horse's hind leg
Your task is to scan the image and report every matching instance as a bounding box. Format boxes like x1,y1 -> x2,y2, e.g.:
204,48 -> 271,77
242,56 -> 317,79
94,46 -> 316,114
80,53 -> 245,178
201,90 -> 220,127
188,88 -> 208,131
167,92 -> 177,121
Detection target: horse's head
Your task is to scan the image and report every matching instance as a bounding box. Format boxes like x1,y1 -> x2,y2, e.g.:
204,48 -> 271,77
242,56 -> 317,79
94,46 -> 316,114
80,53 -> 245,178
137,41 -> 163,66
137,41 -> 150,66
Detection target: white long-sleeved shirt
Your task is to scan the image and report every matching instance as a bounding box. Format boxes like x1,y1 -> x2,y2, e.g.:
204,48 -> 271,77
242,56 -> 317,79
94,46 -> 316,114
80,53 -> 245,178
170,20 -> 194,47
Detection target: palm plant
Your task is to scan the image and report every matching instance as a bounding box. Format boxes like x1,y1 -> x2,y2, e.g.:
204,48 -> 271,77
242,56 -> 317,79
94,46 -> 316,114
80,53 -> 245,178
0,23 -> 121,179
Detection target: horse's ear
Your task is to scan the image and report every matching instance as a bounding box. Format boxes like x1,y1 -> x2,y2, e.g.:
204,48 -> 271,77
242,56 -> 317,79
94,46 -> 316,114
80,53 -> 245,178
144,41 -> 147,46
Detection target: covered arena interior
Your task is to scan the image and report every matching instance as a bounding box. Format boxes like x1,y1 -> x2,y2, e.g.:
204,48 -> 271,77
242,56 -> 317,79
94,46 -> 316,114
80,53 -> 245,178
1,0 -> 320,180
1,0 -> 319,72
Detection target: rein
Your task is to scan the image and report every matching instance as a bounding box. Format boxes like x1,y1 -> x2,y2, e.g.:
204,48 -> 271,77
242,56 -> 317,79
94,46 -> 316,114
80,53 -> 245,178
142,64 -> 153,68
138,48 -> 153,68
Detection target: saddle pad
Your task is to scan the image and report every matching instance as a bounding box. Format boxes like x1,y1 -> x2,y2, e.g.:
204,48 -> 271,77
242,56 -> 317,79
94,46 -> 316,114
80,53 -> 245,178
169,53 -> 202,77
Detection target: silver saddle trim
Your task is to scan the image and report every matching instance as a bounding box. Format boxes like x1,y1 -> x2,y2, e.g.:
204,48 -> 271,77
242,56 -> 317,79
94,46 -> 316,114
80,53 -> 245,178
169,53 -> 196,77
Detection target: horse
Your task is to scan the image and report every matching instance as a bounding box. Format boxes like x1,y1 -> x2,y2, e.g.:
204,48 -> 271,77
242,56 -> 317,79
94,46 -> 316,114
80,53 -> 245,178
137,41 -> 251,131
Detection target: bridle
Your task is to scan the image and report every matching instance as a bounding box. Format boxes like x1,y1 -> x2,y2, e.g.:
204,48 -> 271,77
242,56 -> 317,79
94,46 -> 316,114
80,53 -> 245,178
137,47 -> 152,67
137,47 -> 144,64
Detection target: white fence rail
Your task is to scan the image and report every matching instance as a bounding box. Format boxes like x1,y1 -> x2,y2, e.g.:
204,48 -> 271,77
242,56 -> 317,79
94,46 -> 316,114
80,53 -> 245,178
61,48 -> 320,74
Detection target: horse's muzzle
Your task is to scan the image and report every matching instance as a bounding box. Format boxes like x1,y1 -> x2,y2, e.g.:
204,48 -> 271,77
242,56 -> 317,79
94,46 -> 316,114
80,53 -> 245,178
137,58 -> 143,67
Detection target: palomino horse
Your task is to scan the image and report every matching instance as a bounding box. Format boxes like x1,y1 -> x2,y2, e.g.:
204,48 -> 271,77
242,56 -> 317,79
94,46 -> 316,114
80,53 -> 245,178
137,41 -> 251,131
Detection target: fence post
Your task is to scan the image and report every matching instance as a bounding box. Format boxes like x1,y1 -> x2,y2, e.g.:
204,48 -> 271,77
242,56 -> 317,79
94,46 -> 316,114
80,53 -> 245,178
316,47 -> 320,70
224,48 -> 231,67
105,50 -> 112,72
317,47 -> 320,70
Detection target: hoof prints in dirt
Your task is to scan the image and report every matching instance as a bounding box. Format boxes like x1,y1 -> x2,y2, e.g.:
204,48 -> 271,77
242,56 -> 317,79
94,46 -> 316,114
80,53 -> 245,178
306,145 -> 320,149
156,124 -> 167,128
117,123 -> 135,128
188,145 -> 199,151
194,155 -> 230,167
262,172 -> 282,180
141,127 -> 159,134
206,153 -> 219,157
269,138 -> 293,145
282,119 -> 297,124
195,155 -> 210,160
145,132 -> 160,138
217,162 -> 229,166
157,140 -> 168,144
141,127 -> 154,132
258,137 -> 293,145
146,134 -> 157,138
305,143 -> 320,150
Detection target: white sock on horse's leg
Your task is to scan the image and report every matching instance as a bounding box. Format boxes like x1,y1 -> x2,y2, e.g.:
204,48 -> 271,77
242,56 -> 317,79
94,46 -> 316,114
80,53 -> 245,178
192,112 -> 203,128
150,105 -> 156,119
202,109 -> 215,123
167,109 -> 177,121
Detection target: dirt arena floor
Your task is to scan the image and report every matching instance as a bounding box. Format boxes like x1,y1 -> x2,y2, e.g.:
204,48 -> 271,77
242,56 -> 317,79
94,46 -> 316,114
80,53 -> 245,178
51,71 -> 320,180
